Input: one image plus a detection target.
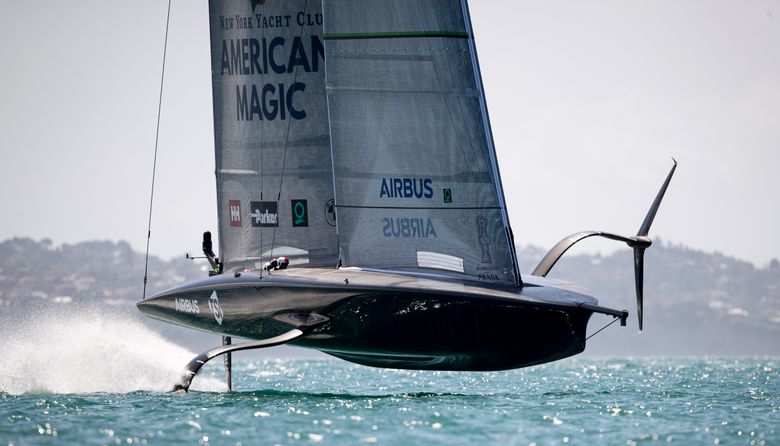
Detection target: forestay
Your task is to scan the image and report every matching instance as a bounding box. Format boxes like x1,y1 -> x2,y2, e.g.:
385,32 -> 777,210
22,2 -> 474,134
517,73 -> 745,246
209,0 -> 339,270
323,0 -> 520,285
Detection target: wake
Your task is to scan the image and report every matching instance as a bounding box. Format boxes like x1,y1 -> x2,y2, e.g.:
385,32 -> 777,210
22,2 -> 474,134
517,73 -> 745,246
0,303 -> 226,394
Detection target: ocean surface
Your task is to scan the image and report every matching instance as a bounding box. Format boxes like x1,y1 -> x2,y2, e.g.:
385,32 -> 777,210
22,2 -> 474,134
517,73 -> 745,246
0,309 -> 777,445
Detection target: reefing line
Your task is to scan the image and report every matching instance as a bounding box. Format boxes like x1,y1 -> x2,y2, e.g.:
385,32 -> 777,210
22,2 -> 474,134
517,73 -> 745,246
143,0 -> 173,300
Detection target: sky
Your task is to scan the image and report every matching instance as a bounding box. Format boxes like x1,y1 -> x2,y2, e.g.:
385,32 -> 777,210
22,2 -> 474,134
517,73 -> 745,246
1,0 -> 779,268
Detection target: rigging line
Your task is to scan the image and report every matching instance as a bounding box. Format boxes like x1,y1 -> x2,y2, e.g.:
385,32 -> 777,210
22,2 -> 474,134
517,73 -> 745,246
585,315 -> 621,341
257,2 -> 268,277
142,0 -> 173,300
270,0 -> 310,259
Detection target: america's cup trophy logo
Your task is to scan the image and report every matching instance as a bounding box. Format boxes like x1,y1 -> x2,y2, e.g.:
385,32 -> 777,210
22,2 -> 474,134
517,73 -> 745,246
477,215 -> 492,263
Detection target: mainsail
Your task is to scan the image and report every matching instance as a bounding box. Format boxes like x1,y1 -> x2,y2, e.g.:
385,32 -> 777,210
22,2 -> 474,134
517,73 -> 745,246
209,0 -> 339,270
207,0 -> 520,285
323,0 -> 520,284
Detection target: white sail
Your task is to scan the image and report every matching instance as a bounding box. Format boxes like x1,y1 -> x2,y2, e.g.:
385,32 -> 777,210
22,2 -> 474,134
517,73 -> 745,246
322,0 -> 520,284
208,0 -> 339,270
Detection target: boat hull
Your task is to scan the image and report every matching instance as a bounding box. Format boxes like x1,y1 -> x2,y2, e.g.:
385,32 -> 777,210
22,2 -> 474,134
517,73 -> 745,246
137,269 -> 595,371
297,293 -> 591,370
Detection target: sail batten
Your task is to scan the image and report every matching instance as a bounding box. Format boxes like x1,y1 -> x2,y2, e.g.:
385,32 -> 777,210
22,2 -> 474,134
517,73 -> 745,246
324,31 -> 471,40
336,205 -> 502,210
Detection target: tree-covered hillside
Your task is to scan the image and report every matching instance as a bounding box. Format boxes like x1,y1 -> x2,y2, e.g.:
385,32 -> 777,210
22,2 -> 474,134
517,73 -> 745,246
1,238 -> 778,355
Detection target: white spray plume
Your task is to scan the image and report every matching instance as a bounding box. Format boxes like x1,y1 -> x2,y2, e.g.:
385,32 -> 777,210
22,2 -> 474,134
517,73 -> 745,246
0,303 -> 226,394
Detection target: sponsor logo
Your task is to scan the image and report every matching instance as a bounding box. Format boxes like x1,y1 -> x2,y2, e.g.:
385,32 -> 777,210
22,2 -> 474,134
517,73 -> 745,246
291,199 -> 308,227
443,188 -> 452,203
382,217 -> 437,238
208,291 -> 224,325
175,298 -> 199,314
229,200 -> 242,227
380,178 -> 433,199
477,215 -> 492,263
324,199 -> 336,227
250,201 -> 278,227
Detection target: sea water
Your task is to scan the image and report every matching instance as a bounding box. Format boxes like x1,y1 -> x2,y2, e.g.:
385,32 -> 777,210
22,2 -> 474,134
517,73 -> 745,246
0,308 -> 777,445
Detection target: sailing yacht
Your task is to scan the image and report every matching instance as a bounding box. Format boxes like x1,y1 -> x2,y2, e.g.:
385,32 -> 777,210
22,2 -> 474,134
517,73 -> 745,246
137,0 -> 675,391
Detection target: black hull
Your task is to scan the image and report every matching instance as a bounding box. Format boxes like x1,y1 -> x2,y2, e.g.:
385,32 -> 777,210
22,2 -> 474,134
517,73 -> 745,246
137,269 -> 601,371
297,293 -> 591,370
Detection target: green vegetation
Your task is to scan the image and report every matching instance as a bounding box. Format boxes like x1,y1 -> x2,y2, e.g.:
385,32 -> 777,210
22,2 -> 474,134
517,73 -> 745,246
1,238 -> 777,355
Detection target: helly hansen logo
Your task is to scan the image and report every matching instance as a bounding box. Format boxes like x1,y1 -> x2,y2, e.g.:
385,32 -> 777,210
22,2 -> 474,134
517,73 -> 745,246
229,200 -> 242,227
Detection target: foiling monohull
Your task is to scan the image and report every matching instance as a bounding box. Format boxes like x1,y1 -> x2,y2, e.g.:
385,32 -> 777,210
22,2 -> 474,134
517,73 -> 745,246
137,0 -> 676,392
